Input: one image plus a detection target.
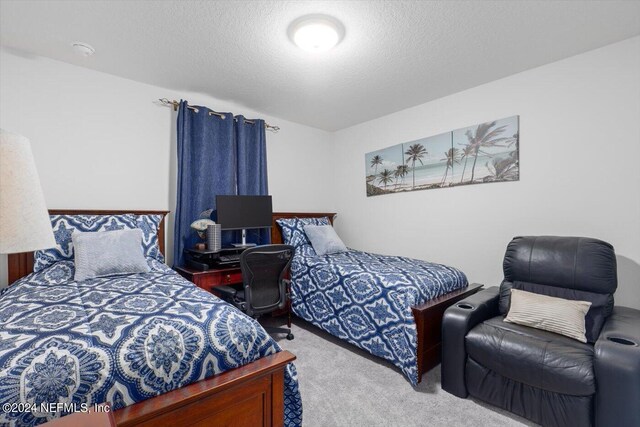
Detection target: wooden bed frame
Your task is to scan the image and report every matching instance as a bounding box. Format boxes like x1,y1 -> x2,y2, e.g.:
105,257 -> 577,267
271,212 -> 482,383
7,209 -> 295,427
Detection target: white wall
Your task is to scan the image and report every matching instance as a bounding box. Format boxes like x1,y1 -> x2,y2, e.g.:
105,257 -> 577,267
0,49 -> 335,287
332,37 -> 640,309
2,37 -> 638,308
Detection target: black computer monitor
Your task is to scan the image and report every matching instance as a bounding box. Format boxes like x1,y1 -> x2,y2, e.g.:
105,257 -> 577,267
216,195 -> 273,247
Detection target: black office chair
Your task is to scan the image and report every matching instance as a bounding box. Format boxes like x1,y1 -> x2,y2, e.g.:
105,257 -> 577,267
216,244 -> 295,340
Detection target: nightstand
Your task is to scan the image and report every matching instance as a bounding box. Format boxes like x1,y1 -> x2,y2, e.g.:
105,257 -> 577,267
175,265 -> 243,293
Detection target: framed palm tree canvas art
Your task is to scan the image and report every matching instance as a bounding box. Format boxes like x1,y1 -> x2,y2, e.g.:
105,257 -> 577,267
365,115 -> 519,196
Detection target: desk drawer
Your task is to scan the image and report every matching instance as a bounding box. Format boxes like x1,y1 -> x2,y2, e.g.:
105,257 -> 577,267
196,270 -> 243,289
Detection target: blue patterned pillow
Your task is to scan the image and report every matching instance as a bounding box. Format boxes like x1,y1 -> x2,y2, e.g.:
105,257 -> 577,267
131,214 -> 165,263
276,217 -> 330,257
34,214 -> 164,272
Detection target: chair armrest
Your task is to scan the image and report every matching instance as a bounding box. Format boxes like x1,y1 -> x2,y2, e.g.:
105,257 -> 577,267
595,306 -> 640,427
277,279 -> 291,310
441,286 -> 501,398
215,285 -> 237,299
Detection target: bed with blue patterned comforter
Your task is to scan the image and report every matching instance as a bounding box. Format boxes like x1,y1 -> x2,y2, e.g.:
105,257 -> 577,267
0,261 -> 302,426
290,250 -> 468,385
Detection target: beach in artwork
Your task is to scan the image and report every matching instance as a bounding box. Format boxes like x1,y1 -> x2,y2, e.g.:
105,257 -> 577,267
365,116 -> 519,196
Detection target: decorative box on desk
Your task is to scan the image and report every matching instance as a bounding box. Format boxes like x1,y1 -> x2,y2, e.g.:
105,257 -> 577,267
175,265 -> 243,292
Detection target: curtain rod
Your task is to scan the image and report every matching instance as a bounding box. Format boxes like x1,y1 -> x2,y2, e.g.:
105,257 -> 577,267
158,98 -> 280,132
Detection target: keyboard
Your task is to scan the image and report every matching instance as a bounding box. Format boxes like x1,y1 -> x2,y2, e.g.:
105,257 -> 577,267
218,254 -> 241,263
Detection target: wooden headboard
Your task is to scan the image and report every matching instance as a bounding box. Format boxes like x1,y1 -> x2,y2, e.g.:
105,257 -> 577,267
7,209 -> 169,284
271,212 -> 337,244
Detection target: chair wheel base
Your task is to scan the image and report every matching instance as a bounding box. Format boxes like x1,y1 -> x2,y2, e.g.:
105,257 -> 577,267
286,333 -> 294,340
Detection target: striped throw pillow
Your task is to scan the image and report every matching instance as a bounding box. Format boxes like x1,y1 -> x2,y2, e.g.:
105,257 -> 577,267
504,289 -> 592,343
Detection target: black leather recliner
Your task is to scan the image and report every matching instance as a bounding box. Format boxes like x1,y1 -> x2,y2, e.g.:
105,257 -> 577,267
442,236 -> 640,427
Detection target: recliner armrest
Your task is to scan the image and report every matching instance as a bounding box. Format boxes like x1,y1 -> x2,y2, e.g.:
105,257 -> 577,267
441,286 -> 500,398
594,306 -> 640,427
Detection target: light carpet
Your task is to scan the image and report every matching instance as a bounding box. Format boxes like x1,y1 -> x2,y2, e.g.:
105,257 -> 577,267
263,316 -> 536,427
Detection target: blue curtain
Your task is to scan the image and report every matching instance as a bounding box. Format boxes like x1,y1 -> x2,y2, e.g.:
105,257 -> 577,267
235,115 -> 270,245
173,101 -> 235,267
173,104 -> 271,266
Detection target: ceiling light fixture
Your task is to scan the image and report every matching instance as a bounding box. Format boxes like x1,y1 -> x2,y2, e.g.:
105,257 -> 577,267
71,42 -> 95,57
288,15 -> 344,52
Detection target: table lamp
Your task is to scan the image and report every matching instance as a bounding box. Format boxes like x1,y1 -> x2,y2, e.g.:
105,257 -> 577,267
0,129 -> 55,254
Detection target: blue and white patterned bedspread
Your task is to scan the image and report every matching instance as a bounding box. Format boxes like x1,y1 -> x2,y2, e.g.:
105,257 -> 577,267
0,261 -> 302,426
290,250 -> 468,385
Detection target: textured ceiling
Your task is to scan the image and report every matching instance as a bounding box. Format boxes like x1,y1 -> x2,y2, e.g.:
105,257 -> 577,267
1,1 -> 639,131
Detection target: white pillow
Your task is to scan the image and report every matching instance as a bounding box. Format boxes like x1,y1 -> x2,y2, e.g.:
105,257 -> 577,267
72,229 -> 150,282
504,289 -> 592,343
303,225 -> 348,256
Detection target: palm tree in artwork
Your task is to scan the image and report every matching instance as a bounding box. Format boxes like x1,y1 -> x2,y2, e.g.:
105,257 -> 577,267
394,164 -> 410,188
440,148 -> 461,186
393,167 -> 401,189
370,155 -> 383,175
378,169 -> 394,190
484,151 -> 519,181
459,144 -> 474,183
463,121 -> 511,183
404,143 -> 428,189
510,132 -> 519,147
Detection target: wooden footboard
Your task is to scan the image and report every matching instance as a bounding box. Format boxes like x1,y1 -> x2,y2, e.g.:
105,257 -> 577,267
114,350 -> 296,427
412,283 -> 483,383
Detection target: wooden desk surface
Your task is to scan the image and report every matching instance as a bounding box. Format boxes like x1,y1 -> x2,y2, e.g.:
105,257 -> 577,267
175,265 -> 240,276
42,409 -> 115,427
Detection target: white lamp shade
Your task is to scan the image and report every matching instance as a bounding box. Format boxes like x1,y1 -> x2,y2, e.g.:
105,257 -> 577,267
0,129 -> 56,254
